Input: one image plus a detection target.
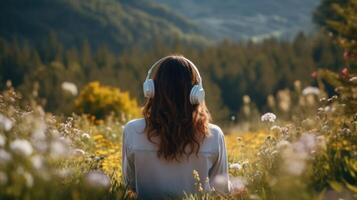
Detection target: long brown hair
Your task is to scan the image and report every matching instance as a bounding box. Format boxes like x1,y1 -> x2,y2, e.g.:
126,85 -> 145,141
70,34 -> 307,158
142,55 -> 211,161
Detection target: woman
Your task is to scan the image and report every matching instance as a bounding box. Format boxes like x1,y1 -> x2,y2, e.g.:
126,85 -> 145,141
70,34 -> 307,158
122,55 -> 230,199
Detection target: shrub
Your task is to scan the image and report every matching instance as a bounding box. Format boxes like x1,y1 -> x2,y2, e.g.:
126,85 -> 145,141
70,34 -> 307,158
75,81 -> 141,119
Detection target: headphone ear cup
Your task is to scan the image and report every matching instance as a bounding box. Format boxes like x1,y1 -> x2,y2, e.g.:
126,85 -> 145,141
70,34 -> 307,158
143,79 -> 155,98
189,85 -> 197,104
196,87 -> 205,104
190,85 -> 205,104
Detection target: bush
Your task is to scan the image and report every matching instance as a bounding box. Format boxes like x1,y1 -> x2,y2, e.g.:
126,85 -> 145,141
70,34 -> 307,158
75,81 -> 141,119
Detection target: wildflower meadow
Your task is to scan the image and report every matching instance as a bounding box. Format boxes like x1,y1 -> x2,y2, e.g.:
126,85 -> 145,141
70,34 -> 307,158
1,67 -> 356,200
0,0 -> 357,199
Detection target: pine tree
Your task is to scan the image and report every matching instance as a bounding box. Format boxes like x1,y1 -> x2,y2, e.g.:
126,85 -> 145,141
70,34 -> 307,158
314,0 -> 357,67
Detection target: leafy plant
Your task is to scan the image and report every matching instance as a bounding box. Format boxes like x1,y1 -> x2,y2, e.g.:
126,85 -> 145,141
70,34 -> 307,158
75,81 -> 141,119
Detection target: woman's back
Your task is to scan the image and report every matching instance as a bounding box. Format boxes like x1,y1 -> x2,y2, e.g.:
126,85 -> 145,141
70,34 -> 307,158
122,118 -> 229,199
122,55 -> 230,199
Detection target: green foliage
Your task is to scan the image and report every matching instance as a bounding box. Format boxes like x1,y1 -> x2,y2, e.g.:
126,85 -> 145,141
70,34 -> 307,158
313,0 -> 349,30
314,0 -> 357,66
308,70 -> 357,196
318,69 -> 357,114
75,81 -> 141,119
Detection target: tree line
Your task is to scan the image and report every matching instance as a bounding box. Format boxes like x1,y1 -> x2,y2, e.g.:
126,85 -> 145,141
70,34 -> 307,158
0,31 -> 344,121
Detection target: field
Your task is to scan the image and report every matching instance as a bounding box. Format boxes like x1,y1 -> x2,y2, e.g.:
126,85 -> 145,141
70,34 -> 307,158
0,71 -> 356,200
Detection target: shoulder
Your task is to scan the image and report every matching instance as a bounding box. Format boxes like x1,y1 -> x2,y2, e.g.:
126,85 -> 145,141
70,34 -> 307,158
204,123 -> 225,144
124,118 -> 146,135
200,123 -> 225,153
208,123 -> 224,138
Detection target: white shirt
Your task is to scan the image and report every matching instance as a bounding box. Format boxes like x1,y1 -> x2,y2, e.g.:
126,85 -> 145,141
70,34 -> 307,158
122,118 -> 230,199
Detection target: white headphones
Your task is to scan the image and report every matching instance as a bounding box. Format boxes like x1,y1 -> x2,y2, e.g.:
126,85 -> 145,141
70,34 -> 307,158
143,56 -> 205,105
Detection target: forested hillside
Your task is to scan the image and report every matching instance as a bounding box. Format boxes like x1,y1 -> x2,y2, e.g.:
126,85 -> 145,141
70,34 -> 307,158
0,0 -> 206,52
152,0 -> 320,41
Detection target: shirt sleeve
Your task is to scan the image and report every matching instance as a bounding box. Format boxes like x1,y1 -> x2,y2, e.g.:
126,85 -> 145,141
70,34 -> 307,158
208,127 -> 230,196
122,126 -> 136,191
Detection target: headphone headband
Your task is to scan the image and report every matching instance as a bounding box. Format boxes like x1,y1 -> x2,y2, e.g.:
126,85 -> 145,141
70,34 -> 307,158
145,56 -> 203,86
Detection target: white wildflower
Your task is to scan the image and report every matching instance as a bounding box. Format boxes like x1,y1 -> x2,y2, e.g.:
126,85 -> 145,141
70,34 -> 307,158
282,145 -> 307,176
51,129 -> 60,137
231,115 -> 236,121
291,142 -> 309,159
50,140 -> 68,158
261,112 -> 276,123
324,106 -> 331,112
270,125 -> 282,133
85,170 -> 110,188
349,76 -> 357,83
0,134 -> 5,147
23,172 -> 34,187
230,177 -> 247,195
35,105 -> 45,117
212,175 -> 228,193
277,89 -> 291,112
31,155 -> 43,169
294,80 -> 301,91
73,128 -> 81,134
243,95 -> 251,104
305,94 -> 316,106
0,149 -> 12,163
249,194 -> 261,200
276,140 -> 291,151
243,104 -> 251,116
73,148 -> 85,156
192,169 -> 200,181
32,140 -> 48,153
230,163 -> 242,170
32,120 -> 47,140
267,95 -> 275,108
299,133 -> 316,153
281,133 -> 318,176
10,139 -> 33,156
0,114 -> 13,131
59,136 -> 72,145
56,169 -> 72,178
285,159 -> 306,176
61,82 -> 78,96
81,133 -> 90,139
302,86 -> 320,96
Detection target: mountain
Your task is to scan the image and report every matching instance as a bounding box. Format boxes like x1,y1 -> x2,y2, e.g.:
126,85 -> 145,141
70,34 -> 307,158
152,0 -> 320,41
0,0 -> 321,51
0,0 -> 207,51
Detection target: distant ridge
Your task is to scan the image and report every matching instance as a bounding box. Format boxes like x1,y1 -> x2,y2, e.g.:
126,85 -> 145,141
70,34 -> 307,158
0,0 -> 207,51
152,0 -> 320,41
